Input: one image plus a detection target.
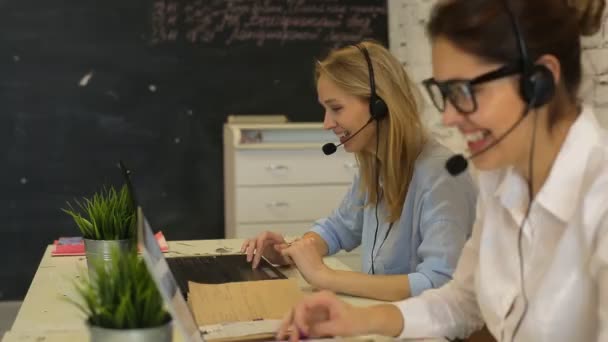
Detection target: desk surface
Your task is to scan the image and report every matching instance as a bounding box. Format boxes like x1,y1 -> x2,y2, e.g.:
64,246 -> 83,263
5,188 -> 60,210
2,239 -> 442,342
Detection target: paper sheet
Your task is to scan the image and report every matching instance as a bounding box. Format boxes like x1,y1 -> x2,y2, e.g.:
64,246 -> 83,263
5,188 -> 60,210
199,320 -> 391,342
200,319 -> 281,342
188,279 -> 303,326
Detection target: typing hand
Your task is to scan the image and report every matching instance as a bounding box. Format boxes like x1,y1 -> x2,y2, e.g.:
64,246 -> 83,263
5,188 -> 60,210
240,231 -> 292,269
276,290 -> 365,341
280,237 -> 332,288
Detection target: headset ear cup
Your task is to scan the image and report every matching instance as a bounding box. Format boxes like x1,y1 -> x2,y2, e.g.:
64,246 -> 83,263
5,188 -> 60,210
371,95 -> 388,120
521,65 -> 555,108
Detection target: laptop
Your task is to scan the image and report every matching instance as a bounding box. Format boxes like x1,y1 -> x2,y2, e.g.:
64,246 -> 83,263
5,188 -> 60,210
167,253 -> 287,297
118,160 -> 286,294
118,161 -> 288,341
137,206 -> 204,341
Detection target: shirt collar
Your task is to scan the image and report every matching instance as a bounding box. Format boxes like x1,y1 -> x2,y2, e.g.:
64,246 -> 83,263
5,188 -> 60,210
535,106 -> 601,222
494,165 -> 528,216
492,106 -> 600,222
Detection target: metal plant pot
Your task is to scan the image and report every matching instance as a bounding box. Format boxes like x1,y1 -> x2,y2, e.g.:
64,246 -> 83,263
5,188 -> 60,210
88,320 -> 172,342
84,239 -> 133,276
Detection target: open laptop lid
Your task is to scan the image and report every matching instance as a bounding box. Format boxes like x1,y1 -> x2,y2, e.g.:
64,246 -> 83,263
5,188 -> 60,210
119,161 -> 204,342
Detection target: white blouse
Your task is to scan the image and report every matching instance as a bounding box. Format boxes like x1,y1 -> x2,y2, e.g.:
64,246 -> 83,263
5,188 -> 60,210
395,106 -> 608,341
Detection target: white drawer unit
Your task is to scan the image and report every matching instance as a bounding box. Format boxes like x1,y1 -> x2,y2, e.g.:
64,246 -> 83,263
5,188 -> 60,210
234,223 -> 314,240
234,149 -> 357,186
223,121 -> 361,261
235,185 -> 349,223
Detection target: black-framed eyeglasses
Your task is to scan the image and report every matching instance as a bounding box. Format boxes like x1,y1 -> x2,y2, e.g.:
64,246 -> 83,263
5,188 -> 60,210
422,64 -> 522,115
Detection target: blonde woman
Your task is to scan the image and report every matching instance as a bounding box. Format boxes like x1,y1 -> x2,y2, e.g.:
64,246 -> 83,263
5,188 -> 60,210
241,41 -> 477,301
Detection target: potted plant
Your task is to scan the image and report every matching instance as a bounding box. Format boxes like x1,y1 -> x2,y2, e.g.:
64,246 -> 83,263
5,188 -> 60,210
63,185 -> 136,273
70,247 -> 172,342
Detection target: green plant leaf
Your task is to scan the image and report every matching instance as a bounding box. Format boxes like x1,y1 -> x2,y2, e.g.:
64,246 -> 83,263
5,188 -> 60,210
62,185 -> 136,240
68,247 -> 169,329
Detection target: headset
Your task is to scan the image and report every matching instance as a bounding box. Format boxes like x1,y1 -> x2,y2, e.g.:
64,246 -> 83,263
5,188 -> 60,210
321,43 -> 390,274
502,0 -> 556,340
354,44 -> 392,275
445,0 -> 558,177
322,44 -> 389,156
443,2 -> 556,340
355,44 -> 389,121
506,1 -> 555,108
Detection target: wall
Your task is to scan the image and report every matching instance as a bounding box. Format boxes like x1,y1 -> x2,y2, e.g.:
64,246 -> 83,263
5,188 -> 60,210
0,0 -> 388,300
388,0 -> 608,153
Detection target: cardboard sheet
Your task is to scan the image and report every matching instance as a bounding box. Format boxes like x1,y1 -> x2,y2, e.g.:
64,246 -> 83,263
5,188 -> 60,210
188,279 -> 303,326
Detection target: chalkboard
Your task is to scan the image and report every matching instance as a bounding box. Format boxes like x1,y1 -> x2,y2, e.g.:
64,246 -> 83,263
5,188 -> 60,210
0,0 -> 387,300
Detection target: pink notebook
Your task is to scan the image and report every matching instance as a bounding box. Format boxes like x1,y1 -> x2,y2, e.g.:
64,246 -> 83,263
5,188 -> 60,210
51,231 -> 169,256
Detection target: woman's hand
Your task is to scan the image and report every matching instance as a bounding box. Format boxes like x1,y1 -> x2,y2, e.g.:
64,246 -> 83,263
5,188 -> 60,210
276,290 -> 369,341
277,291 -> 405,341
280,237 -> 333,287
240,231 -> 292,268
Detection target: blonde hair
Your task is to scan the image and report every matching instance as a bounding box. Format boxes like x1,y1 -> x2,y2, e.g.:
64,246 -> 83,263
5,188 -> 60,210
315,41 -> 426,222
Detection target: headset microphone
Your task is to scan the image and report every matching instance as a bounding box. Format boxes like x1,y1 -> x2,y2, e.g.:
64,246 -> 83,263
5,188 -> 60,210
445,106 -> 529,176
322,117 -> 374,155
321,142 -> 338,156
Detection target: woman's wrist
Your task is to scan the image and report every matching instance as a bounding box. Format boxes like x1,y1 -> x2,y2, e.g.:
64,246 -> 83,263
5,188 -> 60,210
361,304 -> 405,337
302,231 -> 329,256
314,266 -> 337,289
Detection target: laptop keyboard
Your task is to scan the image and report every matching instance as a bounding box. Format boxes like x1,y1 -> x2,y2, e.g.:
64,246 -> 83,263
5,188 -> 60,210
166,254 -> 287,298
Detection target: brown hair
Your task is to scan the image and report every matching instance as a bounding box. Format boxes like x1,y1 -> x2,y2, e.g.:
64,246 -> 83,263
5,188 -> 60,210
427,0 -> 605,115
316,41 -> 426,222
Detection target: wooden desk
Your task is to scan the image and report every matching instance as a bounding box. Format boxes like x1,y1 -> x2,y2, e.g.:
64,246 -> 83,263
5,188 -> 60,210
4,239 -> 435,342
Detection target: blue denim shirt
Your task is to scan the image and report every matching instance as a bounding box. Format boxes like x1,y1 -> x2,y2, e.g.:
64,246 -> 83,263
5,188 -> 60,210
310,140 -> 477,296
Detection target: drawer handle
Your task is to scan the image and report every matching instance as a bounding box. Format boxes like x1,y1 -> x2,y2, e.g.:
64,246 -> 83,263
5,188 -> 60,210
266,201 -> 289,208
343,162 -> 358,169
266,164 -> 289,172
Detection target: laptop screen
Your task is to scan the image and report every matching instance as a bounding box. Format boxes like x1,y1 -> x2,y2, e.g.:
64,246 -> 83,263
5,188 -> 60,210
119,161 -> 204,342
138,208 -> 204,342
